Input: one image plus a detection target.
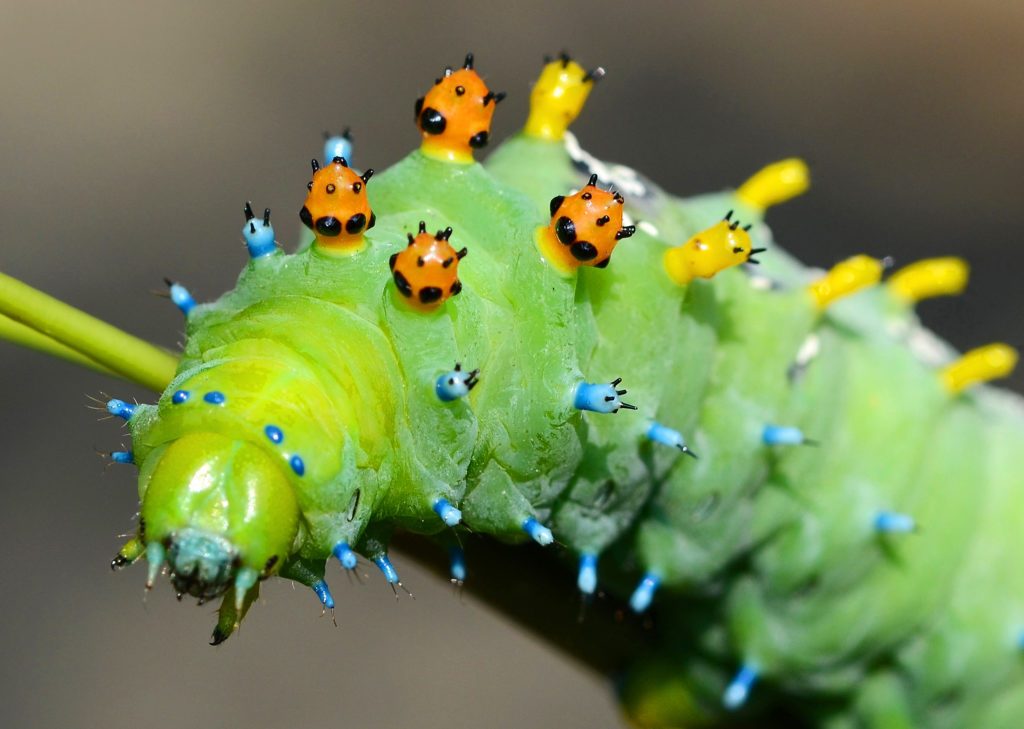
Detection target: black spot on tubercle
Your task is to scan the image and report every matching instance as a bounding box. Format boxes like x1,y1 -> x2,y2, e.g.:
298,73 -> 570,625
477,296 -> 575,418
315,216 -> 341,236
299,206 -> 314,230
419,286 -> 443,304
345,213 -> 366,234
450,280 -> 463,296
393,270 -> 413,297
549,195 -> 565,217
570,241 -> 598,261
389,253 -> 398,270
367,211 -> 376,230
414,96 -> 424,119
469,131 -> 489,149
420,108 -> 446,135
555,216 -> 576,244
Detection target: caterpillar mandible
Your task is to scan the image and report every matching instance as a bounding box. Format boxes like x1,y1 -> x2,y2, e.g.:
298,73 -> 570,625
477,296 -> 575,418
1,50 -> 1022,729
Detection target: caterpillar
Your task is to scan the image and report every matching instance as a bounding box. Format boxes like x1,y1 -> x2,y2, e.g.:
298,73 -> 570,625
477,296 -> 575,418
1,51 -> 1022,729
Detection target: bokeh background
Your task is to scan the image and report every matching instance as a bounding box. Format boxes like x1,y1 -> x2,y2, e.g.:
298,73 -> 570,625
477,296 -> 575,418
1,2 -> 1022,727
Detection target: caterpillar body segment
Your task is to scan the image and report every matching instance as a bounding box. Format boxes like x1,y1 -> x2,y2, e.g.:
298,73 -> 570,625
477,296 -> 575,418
4,52 -> 1024,729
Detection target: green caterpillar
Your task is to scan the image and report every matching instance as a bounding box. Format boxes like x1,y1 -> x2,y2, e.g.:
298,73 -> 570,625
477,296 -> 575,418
1,52 -> 1022,729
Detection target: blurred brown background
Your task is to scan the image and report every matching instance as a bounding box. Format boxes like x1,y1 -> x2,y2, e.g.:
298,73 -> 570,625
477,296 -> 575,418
1,2 -> 1022,727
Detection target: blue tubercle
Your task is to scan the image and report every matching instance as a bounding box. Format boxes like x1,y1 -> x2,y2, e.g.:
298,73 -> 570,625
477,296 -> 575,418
433,498 -> 462,527
435,362 -> 480,402
106,398 -> 136,421
374,554 -> 400,584
323,129 -> 353,166
110,450 -> 134,465
522,517 -> 554,546
723,664 -> 759,710
171,389 -> 190,404
243,201 -> 277,259
577,553 -> 598,595
264,424 -> 284,444
646,421 -> 698,458
164,279 -> 196,317
874,511 -> 917,534
311,579 -> 335,610
203,391 -> 226,405
332,541 -> 358,570
289,455 -> 305,476
763,424 -> 813,446
629,572 -> 660,613
449,546 -> 467,584
573,378 -> 637,414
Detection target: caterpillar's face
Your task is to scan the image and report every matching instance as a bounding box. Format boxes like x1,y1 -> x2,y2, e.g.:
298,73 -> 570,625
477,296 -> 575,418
663,217 -> 760,285
414,56 -> 503,163
140,433 -> 299,600
539,175 -> 635,273
389,222 -> 467,310
300,158 -> 375,254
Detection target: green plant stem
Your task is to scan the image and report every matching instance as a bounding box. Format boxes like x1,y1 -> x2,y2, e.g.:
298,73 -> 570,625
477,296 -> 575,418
0,313 -> 118,377
0,271 -> 178,391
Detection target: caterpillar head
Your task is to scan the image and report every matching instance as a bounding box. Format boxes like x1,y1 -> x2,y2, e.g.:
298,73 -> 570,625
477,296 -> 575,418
389,221 -> 467,310
139,432 -> 299,601
538,174 -> 635,274
663,211 -> 765,285
414,53 -> 505,164
300,157 -> 376,254
524,52 -> 604,141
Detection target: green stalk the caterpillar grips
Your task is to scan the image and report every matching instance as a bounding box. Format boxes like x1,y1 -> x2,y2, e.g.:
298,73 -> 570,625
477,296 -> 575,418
2,51 -> 1024,728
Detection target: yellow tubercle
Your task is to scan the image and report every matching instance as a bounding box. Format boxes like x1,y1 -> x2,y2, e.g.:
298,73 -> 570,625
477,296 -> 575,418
524,54 -> 602,141
419,139 -> 475,165
663,214 -> 763,286
807,255 -> 884,310
941,343 -> 1018,394
736,158 -> 810,211
887,257 -> 969,304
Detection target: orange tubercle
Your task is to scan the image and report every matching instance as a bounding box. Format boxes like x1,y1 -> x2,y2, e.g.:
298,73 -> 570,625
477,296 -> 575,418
537,175 -> 634,274
415,53 -> 504,164
300,157 -> 375,255
389,222 -> 467,310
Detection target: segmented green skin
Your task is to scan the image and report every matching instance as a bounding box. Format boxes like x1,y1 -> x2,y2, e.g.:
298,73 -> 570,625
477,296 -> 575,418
126,134 -> 1024,728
